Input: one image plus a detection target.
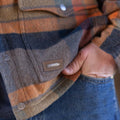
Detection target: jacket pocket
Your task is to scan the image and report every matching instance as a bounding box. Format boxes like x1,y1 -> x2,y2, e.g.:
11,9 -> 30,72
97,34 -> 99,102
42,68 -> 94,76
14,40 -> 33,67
18,0 -> 74,17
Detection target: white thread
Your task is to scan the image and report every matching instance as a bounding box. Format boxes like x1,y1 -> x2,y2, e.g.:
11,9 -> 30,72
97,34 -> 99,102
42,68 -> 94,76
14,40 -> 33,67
47,63 -> 61,68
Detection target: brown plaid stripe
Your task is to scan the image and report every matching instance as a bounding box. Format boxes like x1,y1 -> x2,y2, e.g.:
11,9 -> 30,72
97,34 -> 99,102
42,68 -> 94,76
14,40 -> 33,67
0,0 -> 120,120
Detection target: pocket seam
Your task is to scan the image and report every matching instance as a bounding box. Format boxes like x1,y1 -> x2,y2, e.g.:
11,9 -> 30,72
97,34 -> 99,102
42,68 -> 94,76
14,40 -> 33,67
80,74 -> 114,84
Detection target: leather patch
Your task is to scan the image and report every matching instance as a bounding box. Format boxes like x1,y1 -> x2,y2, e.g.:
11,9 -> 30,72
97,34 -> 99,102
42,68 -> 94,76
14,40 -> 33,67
43,59 -> 63,72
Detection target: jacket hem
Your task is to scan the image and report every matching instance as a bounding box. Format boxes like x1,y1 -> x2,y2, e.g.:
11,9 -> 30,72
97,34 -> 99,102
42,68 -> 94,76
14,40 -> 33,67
12,75 -> 75,120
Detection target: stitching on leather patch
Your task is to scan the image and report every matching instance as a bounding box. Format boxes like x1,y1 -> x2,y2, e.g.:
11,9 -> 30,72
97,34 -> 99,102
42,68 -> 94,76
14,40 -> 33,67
43,59 -> 63,72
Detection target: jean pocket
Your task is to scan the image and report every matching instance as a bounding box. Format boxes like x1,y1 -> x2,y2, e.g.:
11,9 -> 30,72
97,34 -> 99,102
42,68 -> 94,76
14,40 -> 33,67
79,74 -> 114,84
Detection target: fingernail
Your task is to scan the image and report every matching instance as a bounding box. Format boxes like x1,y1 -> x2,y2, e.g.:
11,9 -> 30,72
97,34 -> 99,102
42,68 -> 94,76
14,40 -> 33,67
64,68 -> 72,73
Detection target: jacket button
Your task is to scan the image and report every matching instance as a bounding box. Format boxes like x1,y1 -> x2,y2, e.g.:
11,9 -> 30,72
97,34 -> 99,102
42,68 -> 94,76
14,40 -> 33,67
18,103 -> 25,110
60,4 -> 67,11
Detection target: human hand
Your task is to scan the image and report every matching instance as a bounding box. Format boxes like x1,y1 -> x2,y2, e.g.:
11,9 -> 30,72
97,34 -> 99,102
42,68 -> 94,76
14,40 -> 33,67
62,43 -> 117,78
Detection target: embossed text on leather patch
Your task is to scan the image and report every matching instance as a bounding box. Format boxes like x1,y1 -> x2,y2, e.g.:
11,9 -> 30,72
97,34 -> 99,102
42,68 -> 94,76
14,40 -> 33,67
43,59 -> 63,72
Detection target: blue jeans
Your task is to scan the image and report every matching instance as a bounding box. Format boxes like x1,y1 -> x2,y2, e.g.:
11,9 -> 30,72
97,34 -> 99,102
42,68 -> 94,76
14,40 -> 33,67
0,74 -> 120,120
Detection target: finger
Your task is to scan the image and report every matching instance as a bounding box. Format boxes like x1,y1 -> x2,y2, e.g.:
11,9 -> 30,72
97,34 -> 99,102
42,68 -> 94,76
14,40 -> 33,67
62,50 -> 87,75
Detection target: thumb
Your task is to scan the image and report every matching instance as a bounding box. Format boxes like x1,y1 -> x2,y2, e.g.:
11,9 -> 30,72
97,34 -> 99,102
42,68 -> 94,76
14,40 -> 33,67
62,50 -> 87,75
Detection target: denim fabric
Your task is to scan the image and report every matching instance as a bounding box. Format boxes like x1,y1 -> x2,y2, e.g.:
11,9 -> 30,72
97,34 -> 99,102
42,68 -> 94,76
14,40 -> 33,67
0,74 -> 119,120
28,74 -> 120,120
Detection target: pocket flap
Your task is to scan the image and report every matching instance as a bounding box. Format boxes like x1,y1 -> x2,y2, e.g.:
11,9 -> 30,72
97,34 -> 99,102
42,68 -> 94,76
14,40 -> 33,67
18,0 -> 74,17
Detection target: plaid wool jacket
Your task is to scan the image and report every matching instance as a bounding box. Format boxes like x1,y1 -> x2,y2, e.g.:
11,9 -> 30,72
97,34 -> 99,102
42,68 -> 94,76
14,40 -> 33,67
0,0 -> 120,119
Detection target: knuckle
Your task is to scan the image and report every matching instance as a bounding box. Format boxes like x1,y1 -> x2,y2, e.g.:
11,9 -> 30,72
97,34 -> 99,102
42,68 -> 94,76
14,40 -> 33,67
79,50 -> 87,60
70,61 -> 79,72
69,62 -> 75,70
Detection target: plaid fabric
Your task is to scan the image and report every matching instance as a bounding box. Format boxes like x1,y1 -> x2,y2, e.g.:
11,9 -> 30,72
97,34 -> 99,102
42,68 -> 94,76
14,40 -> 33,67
0,0 -> 120,119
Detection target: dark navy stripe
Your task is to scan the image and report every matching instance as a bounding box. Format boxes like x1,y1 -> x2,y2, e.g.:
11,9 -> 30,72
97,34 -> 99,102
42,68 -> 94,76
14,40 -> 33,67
0,15 -> 73,23
0,29 -> 73,52
100,29 -> 120,59
0,14 -> 106,24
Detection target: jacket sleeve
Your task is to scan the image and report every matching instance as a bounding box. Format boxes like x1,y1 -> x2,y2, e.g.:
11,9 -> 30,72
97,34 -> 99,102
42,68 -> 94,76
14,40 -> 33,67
92,0 -> 120,72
